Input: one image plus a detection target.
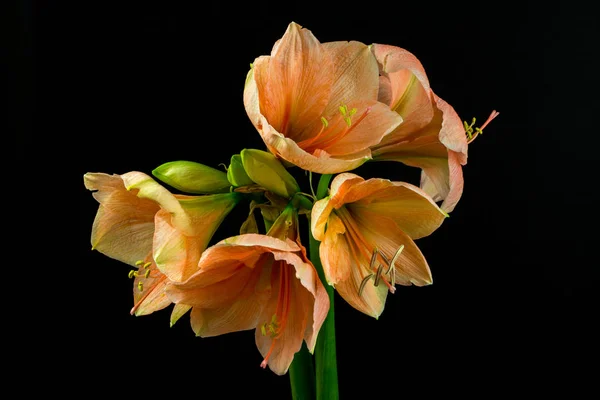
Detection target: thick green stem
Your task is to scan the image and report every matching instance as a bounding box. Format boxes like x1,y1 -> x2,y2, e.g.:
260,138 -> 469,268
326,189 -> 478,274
289,342 -> 316,400
311,174 -> 339,400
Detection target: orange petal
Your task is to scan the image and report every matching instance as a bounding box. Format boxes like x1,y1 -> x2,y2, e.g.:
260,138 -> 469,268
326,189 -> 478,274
255,267 -> 309,375
271,250 -> 329,352
253,22 -> 333,138
152,209 -> 203,282
349,180 -> 447,239
433,92 -> 468,163
310,197 -> 334,241
186,265 -> 271,337
322,41 -> 379,115
170,303 -> 192,327
319,212 -> 351,285
420,150 -> 464,213
371,44 -> 430,91
334,255 -> 389,319
85,173 -> 159,266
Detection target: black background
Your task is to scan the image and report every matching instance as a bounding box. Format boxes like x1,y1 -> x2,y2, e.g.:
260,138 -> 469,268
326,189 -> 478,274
14,0 -> 598,397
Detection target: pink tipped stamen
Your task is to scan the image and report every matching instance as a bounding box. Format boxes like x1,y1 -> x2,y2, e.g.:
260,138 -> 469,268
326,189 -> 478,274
479,110 -> 500,131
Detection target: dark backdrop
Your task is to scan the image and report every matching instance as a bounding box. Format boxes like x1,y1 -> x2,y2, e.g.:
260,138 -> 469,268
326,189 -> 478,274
15,0 -> 598,397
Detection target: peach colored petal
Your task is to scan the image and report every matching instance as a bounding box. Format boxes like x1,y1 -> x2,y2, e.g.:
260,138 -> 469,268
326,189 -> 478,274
378,75 -> 393,106
152,209 -> 203,282
328,172 -> 364,200
271,250 -> 329,352
131,272 -> 171,316
319,212 -> 351,285
334,257 -> 389,319
253,22 -> 333,138
371,43 -> 430,91
170,303 -> 192,327
420,150 -> 464,213
322,41 -> 379,116
167,261 -> 259,308
350,180 -> 447,239
310,197 -> 334,241
218,233 -> 300,253
433,92 -> 468,163
386,70 -> 434,138
260,116 -> 372,174
85,174 -> 159,266
186,265 -> 271,337
255,267 -> 310,375
352,210 -> 433,286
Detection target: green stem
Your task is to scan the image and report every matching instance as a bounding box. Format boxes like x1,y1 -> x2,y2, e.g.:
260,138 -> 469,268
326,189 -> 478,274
311,174 -> 339,400
289,342 -> 316,400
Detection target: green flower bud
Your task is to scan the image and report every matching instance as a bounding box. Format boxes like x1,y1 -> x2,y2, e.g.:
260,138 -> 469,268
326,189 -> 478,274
241,149 -> 300,198
227,154 -> 254,187
152,161 -> 231,194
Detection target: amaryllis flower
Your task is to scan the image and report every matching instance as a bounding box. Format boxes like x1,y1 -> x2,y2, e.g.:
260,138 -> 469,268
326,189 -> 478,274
84,171 -> 240,315
369,44 -> 468,213
166,206 -> 329,375
244,22 -> 402,174
311,173 -> 446,318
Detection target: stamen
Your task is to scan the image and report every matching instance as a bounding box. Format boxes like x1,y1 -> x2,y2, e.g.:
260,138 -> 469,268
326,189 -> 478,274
144,269 -> 151,278
386,245 -> 405,274
143,262 -> 152,269
466,110 -> 500,144
373,263 -> 385,287
359,273 -> 374,296
320,117 -> 329,128
370,248 -> 379,270
137,281 -> 143,291
135,260 -> 144,266
128,270 -> 137,279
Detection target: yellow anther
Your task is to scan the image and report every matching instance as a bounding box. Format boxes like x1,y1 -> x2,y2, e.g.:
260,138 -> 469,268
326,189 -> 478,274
321,116 -> 329,128
143,262 -> 152,268
261,324 -> 267,336
144,269 -> 151,278
137,281 -> 144,291
349,108 -> 357,116
339,104 -> 348,116
135,260 -> 144,266
128,270 -> 137,279
344,116 -> 352,127
370,248 -> 379,269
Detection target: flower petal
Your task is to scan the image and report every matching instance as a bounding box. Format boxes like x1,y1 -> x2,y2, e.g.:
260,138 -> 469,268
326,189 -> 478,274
186,265 -> 271,337
322,41 -> 379,115
310,197 -> 334,241
433,93 -> 468,163
85,173 -> 159,266
170,303 -> 192,327
255,266 -> 310,375
253,22 -> 333,139
271,251 -> 329,352
420,150 -> 464,213
371,43 -> 430,92
131,272 -> 171,316
334,259 -> 388,319
319,212 -> 351,285
350,180 -> 447,239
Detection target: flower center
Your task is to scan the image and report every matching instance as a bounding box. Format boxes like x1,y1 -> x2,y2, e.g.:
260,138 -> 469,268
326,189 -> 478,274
297,103 -> 371,153
336,207 -> 399,294
260,260 -> 292,368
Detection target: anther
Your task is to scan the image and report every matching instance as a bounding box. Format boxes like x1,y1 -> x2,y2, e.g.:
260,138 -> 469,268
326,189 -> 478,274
128,270 -> 137,279
137,281 -> 144,291
135,260 -> 144,266
143,262 -> 152,269
387,245 -> 405,274
144,269 -> 151,278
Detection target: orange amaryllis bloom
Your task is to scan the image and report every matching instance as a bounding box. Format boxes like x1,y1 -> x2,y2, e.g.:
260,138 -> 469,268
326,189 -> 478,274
166,206 -> 329,375
369,44 -> 468,213
244,22 -> 403,174
84,171 -> 240,316
311,173 -> 447,318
